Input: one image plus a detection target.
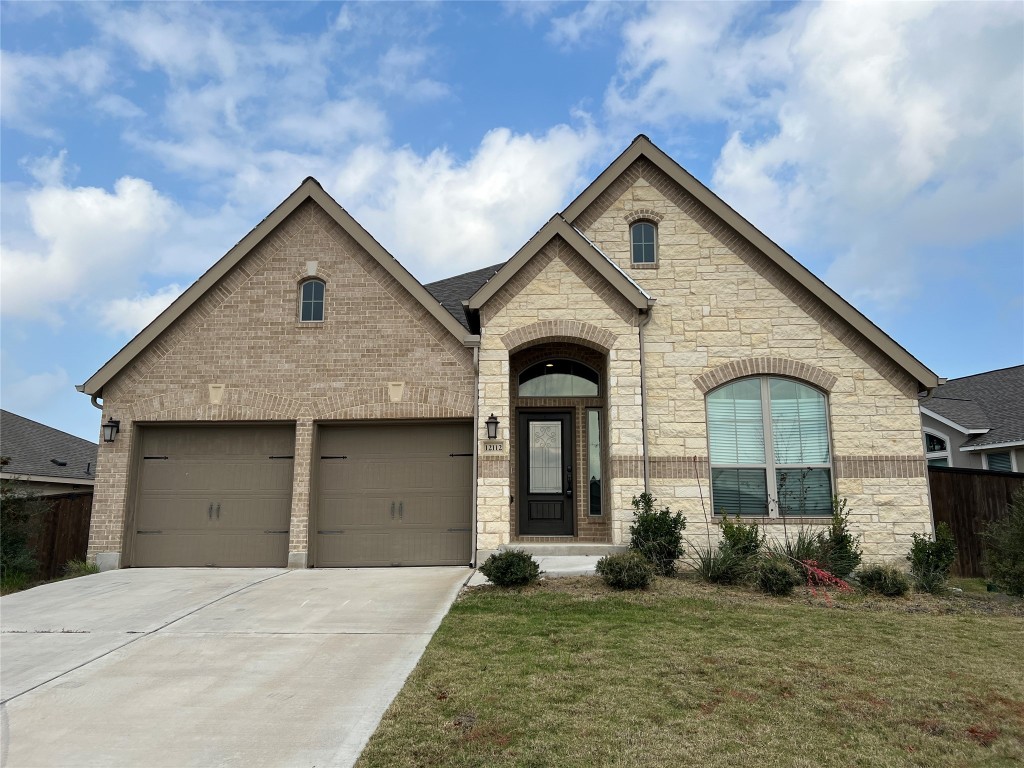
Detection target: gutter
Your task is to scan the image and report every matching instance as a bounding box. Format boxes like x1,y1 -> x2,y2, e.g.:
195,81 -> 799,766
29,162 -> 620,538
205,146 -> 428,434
638,308 -> 653,494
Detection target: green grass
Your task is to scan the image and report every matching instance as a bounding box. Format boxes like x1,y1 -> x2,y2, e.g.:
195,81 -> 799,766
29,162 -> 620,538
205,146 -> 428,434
0,560 -> 100,595
358,576 -> 1024,768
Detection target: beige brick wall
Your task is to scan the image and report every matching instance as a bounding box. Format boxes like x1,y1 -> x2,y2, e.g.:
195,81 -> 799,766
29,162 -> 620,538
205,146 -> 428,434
573,158 -> 932,561
89,200 -> 475,567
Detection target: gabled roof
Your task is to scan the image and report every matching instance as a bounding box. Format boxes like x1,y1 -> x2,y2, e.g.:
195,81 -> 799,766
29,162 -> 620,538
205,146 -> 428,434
920,365 -> 1024,450
79,179 -> 477,396
562,135 -> 941,391
425,263 -> 504,331
467,215 -> 653,311
1,410 -> 97,484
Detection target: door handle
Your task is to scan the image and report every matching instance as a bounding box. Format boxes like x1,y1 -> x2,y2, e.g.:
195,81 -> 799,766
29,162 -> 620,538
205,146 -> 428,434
399,501 -> 404,520
215,503 -> 221,519
565,465 -> 573,497
391,501 -> 395,519
208,503 -> 213,520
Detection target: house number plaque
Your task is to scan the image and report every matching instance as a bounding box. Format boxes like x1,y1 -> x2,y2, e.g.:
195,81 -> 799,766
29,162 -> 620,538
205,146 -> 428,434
482,440 -> 505,454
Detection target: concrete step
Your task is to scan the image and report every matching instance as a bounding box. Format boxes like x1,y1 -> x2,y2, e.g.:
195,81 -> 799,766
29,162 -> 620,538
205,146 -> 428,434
499,543 -> 628,557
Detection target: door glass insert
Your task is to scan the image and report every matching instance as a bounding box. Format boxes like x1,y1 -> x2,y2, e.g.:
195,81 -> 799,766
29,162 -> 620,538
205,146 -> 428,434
588,410 -> 602,515
529,421 -> 562,493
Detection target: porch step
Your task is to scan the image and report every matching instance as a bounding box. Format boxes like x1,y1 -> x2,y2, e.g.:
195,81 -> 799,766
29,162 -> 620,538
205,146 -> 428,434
499,543 -> 628,557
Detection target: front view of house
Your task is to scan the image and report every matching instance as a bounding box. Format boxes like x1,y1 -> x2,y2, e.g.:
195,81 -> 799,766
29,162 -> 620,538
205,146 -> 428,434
81,137 -> 940,571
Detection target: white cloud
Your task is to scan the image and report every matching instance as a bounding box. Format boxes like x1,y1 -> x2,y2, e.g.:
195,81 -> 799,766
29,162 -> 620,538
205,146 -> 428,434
608,1 -> 1024,310
2,367 -> 71,412
548,2 -> 629,48
0,174 -> 174,323
99,284 -> 184,336
0,48 -> 109,132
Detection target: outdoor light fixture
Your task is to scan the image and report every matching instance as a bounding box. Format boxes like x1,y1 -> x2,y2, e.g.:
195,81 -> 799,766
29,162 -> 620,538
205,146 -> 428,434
485,413 -> 500,440
101,418 -> 120,443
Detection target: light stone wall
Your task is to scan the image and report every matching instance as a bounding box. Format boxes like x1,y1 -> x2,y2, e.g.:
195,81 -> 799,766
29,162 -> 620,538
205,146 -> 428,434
89,200 -> 475,568
571,159 -> 933,561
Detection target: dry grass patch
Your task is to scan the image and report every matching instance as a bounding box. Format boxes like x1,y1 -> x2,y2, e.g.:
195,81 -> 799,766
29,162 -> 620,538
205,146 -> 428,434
358,575 -> 1023,768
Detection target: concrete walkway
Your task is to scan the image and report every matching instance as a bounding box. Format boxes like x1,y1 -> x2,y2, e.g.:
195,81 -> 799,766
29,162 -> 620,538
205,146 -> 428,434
466,555 -> 603,586
1,567 -> 469,768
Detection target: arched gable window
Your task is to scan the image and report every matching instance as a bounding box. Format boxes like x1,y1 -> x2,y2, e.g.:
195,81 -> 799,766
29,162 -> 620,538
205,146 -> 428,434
707,377 -> 833,517
299,278 -> 325,322
924,430 -> 950,467
518,359 -> 599,397
630,220 -> 657,265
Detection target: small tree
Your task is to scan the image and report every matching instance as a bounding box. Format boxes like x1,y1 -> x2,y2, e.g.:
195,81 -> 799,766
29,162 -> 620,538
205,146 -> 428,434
908,522 -> 957,594
629,493 -> 686,575
982,488 -> 1024,597
819,497 -> 862,579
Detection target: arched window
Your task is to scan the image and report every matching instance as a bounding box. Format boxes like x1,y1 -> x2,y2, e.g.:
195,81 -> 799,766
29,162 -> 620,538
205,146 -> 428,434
707,377 -> 833,517
924,430 -> 950,467
630,221 -> 657,265
518,359 -> 599,397
299,278 -> 325,322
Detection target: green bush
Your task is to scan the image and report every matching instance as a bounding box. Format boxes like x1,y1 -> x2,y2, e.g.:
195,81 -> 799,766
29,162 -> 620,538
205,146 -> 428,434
479,550 -> 541,587
719,514 -> 765,561
756,557 -> 801,596
0,466 -> 48,582
856,565 -> 910,597
61,559 -> 100,579
982,487 -> 1024,597
908,523 -> 957,594
692,544 -> 746,585
629,493 -> 686,576
596,551 -> 656,590
770,526 -> 827,566
818,497 -> 862,578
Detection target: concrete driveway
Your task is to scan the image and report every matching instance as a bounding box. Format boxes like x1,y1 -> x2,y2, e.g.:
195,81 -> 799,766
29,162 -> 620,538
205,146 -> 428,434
1,567 -> 469,768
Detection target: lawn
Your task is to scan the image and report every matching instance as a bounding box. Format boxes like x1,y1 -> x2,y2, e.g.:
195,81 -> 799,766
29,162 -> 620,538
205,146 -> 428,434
358,576 -> 1024,768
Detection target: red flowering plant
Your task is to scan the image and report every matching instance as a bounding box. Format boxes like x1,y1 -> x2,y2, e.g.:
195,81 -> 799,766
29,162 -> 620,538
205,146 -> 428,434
798,558 -> 853,605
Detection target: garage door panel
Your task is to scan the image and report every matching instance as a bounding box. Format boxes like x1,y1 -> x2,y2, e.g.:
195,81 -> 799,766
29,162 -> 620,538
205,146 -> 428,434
316,423 -> 472,567
133,425 -> 294,567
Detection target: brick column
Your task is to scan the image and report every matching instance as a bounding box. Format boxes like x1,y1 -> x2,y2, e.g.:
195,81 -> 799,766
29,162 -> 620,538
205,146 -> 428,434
287,418 -> 314,568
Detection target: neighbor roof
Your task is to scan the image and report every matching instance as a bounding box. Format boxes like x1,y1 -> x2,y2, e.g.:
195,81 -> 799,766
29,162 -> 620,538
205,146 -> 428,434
78,178 -> 478,397
561,135 -> 941,391
1,410 -> 97,484
920,365 -> 1024,450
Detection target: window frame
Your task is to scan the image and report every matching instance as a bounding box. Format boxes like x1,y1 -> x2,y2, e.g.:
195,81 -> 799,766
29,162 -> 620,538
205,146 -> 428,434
517,358 -> 600,398
706,376 -> 835,518
298,277 -> 325,323
983,451 -> 1016,473
629,220 -> 658,266
923,429 -> 951,467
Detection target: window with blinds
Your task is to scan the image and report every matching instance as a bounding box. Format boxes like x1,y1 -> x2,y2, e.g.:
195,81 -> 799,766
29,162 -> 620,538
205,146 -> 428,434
707,377 -> 833,517
986,452 -> 1012,473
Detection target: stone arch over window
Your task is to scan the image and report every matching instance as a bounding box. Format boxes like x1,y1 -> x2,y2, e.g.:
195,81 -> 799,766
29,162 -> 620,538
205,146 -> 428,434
501,320 -> 617,355
298,277 -> 325,322
623,209 -> 664,225
693,357 -> 838,395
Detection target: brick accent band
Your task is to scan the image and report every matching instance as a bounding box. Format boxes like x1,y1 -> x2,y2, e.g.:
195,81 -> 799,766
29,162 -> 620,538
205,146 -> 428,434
611,455 -> 924,480
501,320 -> 618,354
693,357 -> 838,394
478,457 -> 510,478
834,455 -> 926,479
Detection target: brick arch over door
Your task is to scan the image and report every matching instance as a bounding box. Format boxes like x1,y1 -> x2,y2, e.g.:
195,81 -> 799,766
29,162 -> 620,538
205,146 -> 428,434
501,320 -> 618,355
693,357 -> 838,394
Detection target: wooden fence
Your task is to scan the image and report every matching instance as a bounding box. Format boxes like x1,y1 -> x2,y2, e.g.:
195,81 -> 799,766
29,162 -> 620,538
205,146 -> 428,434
32,492 -> 94,579
928,466 -> 1024,577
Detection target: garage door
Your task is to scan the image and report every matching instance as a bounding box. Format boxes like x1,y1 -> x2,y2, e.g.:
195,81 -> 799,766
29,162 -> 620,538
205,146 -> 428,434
316,423 -> 472,567
132,425 -> 295,567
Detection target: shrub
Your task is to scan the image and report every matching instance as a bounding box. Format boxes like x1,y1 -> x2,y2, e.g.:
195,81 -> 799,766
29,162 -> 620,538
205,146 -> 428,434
756,557 -> 800,596
596,551 -> 656,590
629,493 -> 686,576
982,487 -> 1024,597
908,523 -> 957,594
770,526 -> 827,565
62,559 -> 100,579
818,497 -> 862,579
856,565 -> 911,597
692,544 -> 745,585
0,466 -> 48,582
719,514 -> 765,561
479,550 -> 541,587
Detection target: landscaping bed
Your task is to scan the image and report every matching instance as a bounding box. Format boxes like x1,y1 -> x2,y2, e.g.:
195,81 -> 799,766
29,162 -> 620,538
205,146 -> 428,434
358,575 -> 1023,768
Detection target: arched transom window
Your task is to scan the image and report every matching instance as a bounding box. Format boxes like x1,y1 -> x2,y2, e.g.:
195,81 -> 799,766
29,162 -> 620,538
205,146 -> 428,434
707,377 -> 833,517
518,359 -> 599,398
924,431 -> 950,467
299,278 -> 325,322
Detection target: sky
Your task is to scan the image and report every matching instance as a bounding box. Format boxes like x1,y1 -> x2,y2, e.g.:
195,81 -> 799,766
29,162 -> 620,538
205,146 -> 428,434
1,0 -> 1022,442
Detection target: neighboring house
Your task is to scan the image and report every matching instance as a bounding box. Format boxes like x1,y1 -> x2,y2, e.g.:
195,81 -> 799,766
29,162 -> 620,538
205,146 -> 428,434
1,410 -> 97,495
919,365 -> 1024,472
79,136 -> 940,572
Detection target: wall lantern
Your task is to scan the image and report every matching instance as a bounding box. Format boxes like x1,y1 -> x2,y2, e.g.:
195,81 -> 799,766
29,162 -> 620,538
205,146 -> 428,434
485,413 -> 500,440
101,418 -> 121,443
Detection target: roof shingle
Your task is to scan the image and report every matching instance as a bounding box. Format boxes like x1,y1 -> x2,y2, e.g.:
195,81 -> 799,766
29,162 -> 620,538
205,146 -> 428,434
0,410 -> 98,482
920,365 -> 1024,449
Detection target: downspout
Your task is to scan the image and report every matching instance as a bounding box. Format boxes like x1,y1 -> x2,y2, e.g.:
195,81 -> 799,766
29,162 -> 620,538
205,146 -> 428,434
638,308 -> 653,495
90,394 -> 103,410
471,344 -> 480,567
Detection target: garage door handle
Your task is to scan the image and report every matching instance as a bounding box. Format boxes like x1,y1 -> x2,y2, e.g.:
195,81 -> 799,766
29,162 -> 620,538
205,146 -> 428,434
391,501 -> 395,519
264,530 -> 289,534
137,530 -> 162,535
399,501 -> 403,520
318,530 -> 345,535
215,502 -> 221,519
208,503 -> 213,520
448,528 -> 471,532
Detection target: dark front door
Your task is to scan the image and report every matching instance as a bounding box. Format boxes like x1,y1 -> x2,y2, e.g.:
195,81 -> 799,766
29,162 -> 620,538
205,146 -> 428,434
518,411 -> 574,536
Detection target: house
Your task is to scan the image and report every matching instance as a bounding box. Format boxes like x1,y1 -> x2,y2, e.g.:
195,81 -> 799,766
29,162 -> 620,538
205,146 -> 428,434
919,365 -> 1024,472
1,410 -> 97,496
79,136 -> 940,571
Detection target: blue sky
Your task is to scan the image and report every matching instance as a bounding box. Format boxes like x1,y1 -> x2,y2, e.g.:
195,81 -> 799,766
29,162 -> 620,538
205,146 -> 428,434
2,1 -> 1022,441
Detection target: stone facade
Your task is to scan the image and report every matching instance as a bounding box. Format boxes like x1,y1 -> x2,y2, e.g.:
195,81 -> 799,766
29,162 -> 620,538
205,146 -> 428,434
88,200 -> 475,568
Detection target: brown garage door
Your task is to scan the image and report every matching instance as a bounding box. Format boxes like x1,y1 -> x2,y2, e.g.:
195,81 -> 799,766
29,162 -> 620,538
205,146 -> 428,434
316,423 -> 472,567
132,425 -> 294,567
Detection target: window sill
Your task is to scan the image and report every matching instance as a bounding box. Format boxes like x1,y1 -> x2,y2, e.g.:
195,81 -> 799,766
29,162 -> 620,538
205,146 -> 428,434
630,262 -> 658,270
711,517 -> 833,526
295,322 -> 324,329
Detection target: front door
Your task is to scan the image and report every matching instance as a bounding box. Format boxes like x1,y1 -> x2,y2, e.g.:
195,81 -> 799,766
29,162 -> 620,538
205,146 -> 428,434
518,411 -> 574,536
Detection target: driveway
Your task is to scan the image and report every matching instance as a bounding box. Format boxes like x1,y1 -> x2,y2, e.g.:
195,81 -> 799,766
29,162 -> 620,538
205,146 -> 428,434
1,567 -> 469,768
